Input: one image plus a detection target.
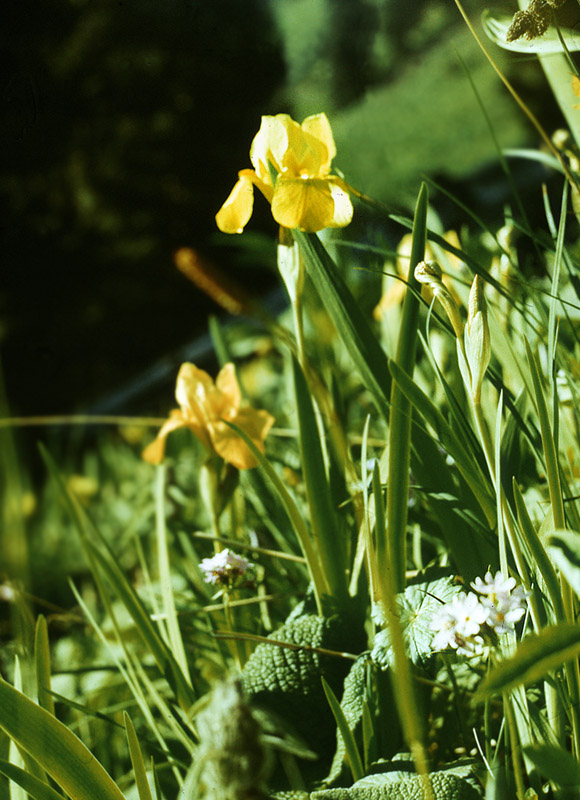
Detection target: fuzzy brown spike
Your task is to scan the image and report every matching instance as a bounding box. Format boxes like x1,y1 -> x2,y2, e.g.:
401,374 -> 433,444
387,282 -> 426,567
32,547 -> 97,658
506,0 -> 551,41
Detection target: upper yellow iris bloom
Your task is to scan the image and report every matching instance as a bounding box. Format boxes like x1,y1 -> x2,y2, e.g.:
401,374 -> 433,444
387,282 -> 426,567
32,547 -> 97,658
216,113 -> 353,234
142,362 -> 275,470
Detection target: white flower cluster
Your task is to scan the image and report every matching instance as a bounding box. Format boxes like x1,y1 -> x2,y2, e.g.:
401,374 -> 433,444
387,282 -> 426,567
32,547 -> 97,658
431,571 -> 528,656
199,548 -> 253,586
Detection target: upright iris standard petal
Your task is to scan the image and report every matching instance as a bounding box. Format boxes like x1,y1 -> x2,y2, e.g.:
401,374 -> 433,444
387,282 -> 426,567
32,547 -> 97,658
301,113 -> 336,170
216,112 -> 353,234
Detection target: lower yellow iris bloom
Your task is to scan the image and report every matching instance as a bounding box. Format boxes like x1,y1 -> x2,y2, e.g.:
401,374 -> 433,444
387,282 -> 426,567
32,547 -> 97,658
142,363 -> 275,470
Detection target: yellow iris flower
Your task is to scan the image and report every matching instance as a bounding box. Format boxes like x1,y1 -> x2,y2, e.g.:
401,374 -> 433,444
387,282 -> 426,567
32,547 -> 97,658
216,113 -> 353,234
142,362 -> 275,470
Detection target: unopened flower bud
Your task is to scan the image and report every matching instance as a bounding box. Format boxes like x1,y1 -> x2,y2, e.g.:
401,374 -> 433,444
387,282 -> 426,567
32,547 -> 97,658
414,261 -> 464,339
463,275 -> 491,403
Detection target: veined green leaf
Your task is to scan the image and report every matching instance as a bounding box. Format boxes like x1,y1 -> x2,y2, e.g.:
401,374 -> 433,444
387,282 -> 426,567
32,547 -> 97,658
476,625 -> 580,699
0,680 -> 125,800
0,761 -> 63,800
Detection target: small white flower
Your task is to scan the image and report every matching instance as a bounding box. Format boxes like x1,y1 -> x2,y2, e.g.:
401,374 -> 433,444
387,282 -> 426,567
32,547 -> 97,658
199,549 -> 253,585
471,571 -> 528,634
471,570 -> 515,600
431,592 -> 488,654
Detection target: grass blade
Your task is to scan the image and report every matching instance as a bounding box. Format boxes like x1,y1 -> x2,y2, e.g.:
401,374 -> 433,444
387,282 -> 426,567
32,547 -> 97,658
321,677 -> 364,783
0,680 -> 126,800
385,181 -> 427,592
476,624 -> 580,699
124,713 -> 154,800
34,617 -> 54,717
291,356 -> 347,607
0,762 -> 63,800
292,229 -> 391,418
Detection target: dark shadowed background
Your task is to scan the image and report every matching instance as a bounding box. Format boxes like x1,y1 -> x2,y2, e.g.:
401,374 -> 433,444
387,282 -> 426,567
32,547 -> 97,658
0,0 -> 561,417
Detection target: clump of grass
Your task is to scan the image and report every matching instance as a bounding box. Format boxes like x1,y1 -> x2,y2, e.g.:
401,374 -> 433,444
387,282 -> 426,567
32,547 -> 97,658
4,6 -> 580,800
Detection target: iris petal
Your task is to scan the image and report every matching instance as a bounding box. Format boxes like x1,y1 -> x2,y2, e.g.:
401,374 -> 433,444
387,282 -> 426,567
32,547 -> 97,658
272,178 -> 336,232
215,174 -> 255,234
301,113 -> 336,168
142,411 -> 188,464
215,363 -> 242,413
209,408 -> 275,470
328,181 -> 354,228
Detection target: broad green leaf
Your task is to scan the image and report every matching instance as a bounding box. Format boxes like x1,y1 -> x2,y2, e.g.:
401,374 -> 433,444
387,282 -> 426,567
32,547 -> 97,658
0,761 -> 63,800
546,530 -> 580,600
292,229 -> 391,418
0,679 -> 125,800
476,625 -> 580,699
482,9 -> 580,53
124,713 -> 154,800
321,677 -> 364,783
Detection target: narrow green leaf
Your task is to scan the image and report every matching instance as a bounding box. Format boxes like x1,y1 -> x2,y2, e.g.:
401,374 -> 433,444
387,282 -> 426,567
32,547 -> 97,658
523,742 -> 580,789
0,761 -> 63,800
385,181 -> 428,592
124,713 -> 154,800
546,530 -> 580,601
512,479 -> 563,624
225,420 -> 328,611
86,542 -> 195,710
0,680 -> 126,800
388,359 -> 495,523
154,466 -> 191,684
321,677 -> 364,783
525,339 -> 565,531
476,625 -> 580,700
34,617 -> 54,717
39,444 -> 194,709
292,356 -> 346,604
292,229 -> 391,418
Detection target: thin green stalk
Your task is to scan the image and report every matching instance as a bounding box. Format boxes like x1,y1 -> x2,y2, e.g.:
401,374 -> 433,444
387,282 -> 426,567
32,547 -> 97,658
371,466 -> 432,795
385,181 -> 428,593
